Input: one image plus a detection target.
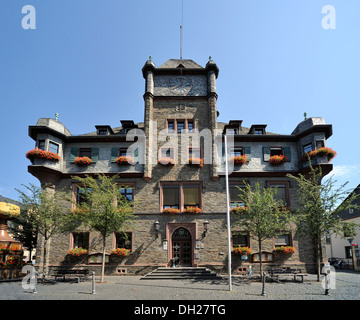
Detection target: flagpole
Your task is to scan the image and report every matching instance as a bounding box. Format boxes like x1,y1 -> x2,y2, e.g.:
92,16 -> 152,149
224,134 -> 232,291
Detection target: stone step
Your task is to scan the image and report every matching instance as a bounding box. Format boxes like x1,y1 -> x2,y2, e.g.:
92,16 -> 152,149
140,267 -> 221,280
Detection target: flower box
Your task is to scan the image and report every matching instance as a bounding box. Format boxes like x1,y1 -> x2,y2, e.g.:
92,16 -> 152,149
67,247 -> 88,256
188,158 -> 204,168
111,248 -> 131,256
26,148 -> 60,162
182,206 -> 202,214
301,147 -> 336,163
115,156 -> 134,166
74,156 -> 93,166
162,208 -> 181,214
232,246 -> 252,256
231,155 -> 248,165
158,158 -> 175,166
269,155 -> 287,166
230,206 -> 249,214
274,246 -> 296,254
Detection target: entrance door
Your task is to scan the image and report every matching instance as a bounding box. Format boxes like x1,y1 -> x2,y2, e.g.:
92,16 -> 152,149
172,227 -> 192,267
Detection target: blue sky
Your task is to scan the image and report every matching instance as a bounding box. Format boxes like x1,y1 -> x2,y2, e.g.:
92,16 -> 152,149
0,0 -> 359,201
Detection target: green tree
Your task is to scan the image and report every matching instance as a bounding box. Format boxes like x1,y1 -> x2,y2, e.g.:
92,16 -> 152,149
233,182 -> 294,279
15,184 -> 73,277
72,174 -> 137,283
287,165 -> 360,280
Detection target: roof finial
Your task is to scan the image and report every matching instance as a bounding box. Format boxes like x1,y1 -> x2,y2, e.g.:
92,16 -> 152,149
55,113 -> 59,121
304,112 -> 307,120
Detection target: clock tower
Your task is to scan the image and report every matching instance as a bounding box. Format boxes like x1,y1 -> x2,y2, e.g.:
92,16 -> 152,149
142,58 -> 219,181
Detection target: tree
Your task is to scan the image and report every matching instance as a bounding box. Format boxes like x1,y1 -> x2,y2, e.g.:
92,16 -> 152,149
233,182 -> 294,279
15,183 -> 73,277
287,165 -> 360,280
72,174 -> 137,283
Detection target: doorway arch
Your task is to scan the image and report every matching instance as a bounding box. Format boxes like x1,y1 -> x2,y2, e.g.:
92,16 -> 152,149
171,227 -> 192,267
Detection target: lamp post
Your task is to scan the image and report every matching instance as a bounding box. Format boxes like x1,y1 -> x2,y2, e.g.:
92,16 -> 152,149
202,220 -> 209,238
154,220 -> 160,238
348,238 -> 359,271
224,135 -> 232,291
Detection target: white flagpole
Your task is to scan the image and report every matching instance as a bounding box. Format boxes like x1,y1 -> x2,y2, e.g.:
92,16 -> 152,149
224,134 -> 232,291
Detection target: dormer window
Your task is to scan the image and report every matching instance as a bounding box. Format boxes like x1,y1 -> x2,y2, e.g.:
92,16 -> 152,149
95,125 -> 113,136
249,125 -> 267,135
98,129 -> 108,135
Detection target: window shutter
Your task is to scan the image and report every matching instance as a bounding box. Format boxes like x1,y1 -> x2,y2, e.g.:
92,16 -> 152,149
283,147 -> 291,162
92,148 -> 99,163
111,148 -> 119,163
263,147 -> 270,162
244,146 -> 251,161
70,147 -> 78,163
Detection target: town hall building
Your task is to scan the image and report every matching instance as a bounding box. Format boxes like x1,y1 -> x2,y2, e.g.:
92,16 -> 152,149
27,58 -> 334,276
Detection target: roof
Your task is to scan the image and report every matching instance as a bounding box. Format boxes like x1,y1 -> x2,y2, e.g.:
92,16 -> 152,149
157,59 -> 204,69
336,184 -> 360,220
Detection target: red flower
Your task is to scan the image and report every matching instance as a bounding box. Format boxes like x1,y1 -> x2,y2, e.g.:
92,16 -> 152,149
26,148 -> 60,161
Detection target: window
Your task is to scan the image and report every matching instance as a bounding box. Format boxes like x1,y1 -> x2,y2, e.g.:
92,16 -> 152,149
268,182 -> 290,207
231,147 -> 243,157
303,143 -> 312,154
232,232 -> 249,247
252,252 -> 273,262
163,186 -> 179,209
76,186 -> 92,205
345,246 -> 353,259
161,182 -> 201,211
177,121 -> 185,133
115,232 -> 132,250
254,128 -> 264,135
159,147 -> 175,162
79,148 -> 92,158
168,120 -> 175,133
270,147 -> 283,157
167,119 -> 196,133
72,232 -> 89,250
98,129 -> 108,135
316,140 -> 325,149
188,147 -> 201,159
49,142 -> 59,154
38,140 -> 45,150
229,185 -> 245,208
274,234 -> 291,247
119,186 -> 134,202
183,186 -> 200,208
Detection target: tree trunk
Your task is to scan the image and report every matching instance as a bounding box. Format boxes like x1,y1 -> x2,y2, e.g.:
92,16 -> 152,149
42,238 -> 47,279
101,236 -> 106,283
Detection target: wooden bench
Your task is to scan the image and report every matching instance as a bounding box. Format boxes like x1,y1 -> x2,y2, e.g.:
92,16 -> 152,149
52,268 -> 89,282
267,268 -> 307,283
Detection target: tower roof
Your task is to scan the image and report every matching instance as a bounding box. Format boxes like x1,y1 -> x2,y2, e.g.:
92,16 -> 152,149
157,59 -> 203,69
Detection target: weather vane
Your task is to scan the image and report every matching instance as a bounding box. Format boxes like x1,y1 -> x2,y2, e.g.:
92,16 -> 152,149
304,112 -> 307,121
55,113 -> 59,121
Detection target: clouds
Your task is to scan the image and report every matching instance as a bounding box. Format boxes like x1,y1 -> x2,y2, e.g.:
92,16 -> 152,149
331,165 -> 360,179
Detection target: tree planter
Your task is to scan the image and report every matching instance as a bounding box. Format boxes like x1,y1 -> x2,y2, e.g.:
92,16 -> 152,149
162,208 -> 181,214
269,155 -> 287,166
74,156 -> 93,166
158,158 -> 175,166
231,155 -> 248,166
115,156 -> 134,166
26,148 -> 60,162
187,158 -> 204,168
230,207 -> 249,214
182,206 -> 202,214
274,246 -> 296,254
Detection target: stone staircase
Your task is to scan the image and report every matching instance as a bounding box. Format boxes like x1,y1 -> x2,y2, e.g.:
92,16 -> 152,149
140,267 -> 222,280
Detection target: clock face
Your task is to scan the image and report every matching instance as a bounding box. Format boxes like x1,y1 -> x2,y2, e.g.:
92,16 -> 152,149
169,77 -> 192,95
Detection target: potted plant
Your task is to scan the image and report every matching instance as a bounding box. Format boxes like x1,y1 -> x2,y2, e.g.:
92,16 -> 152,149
230,206 -> 249,214
26,148 -> 61,162
158,158 -> 175,166
67,247 -> 88,256
231,155 -> 248,166
162,208 -> 181,214
182,206 -> 202,214
74,156 -> 93,166
269,155 -> 287,166
232,246 -> 252,258
115,156 -> 134,166
111,248 -> 131,256
274,246 -> 296,254
188,158 -> 204,168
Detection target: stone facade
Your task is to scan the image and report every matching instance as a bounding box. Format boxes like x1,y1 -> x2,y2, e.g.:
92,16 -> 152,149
27,58 -> 333,276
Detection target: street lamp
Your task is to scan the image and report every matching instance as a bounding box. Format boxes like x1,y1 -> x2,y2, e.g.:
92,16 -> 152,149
202,220 -> 209,238
154,220 -> 160,238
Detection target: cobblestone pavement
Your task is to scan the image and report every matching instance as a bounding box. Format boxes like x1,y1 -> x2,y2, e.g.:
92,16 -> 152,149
0,270 -> 359,301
